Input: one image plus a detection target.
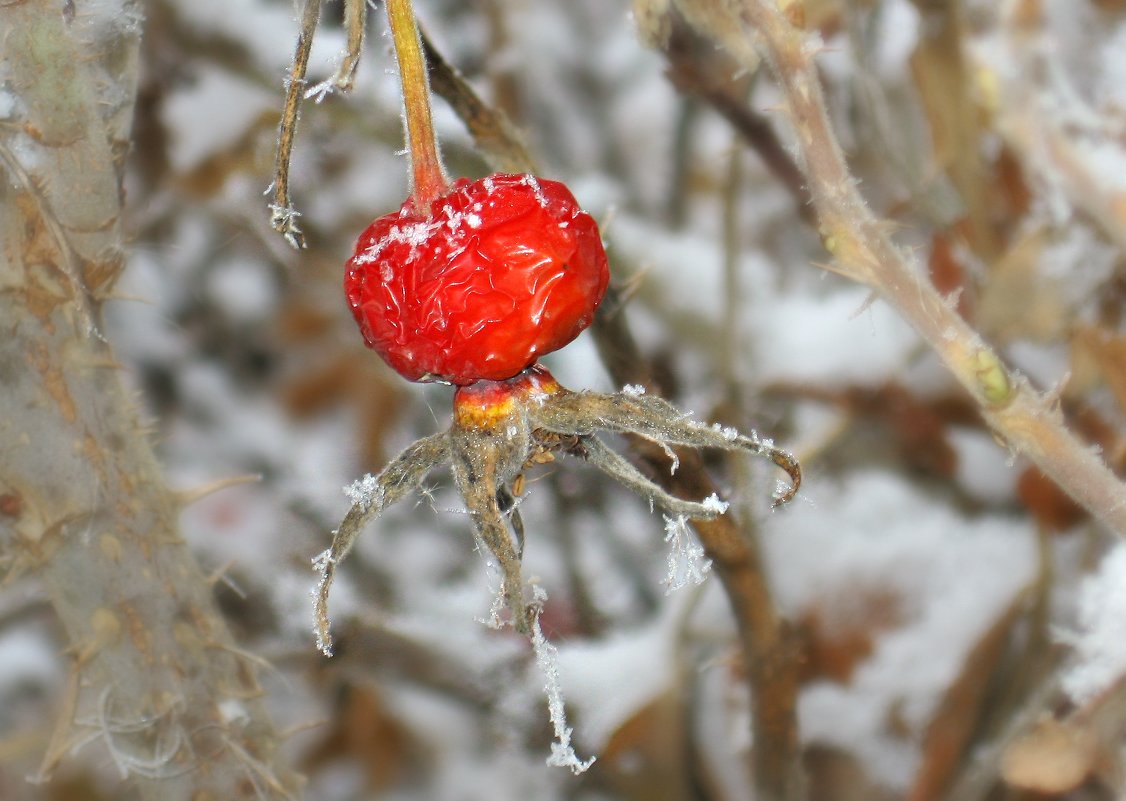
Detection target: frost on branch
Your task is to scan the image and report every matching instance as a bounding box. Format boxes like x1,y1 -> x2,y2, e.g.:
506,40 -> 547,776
529,587 -> 596,775
312,433 -> 450,656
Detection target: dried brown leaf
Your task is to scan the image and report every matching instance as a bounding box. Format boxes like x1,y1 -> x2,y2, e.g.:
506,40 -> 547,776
300,682 -> 416,793
1017,466 -> 1089,532
600,688 -> 691,801
797,586 -> 905,685
907,598 -> 1022,801
976,227 -> 1066,342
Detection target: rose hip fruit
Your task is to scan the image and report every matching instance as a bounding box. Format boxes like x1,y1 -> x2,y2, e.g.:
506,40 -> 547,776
345,173 -> 610,385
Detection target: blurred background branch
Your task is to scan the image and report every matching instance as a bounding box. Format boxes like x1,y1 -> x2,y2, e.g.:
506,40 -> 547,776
0,3 -> 297,799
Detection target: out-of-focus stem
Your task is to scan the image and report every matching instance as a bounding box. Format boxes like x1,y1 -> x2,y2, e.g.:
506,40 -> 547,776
0,3 -> 297,798
678,0 -> 1126,537
592,293 -> 805,801
386,0 -> 448,208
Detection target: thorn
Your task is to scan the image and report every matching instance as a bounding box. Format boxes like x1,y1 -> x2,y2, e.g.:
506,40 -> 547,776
175,474 -> 262,507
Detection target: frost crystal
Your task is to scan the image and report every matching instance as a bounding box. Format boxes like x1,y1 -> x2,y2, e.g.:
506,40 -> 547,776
621,384 -> 646,397
521,174 -> 550,208
662,515 -> 712,592
303,78 -> 336,103
710,422 -> 740,442
344,474 -> 381,512
311,548 -> 336,657
701,493 -> 729,515
530,586 -> 596,775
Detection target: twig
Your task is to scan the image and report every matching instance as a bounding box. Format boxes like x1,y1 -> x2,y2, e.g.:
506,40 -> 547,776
268,0 -> 322,248
677,0 -> 1126,537
420,28 -> 536,175
660,15 -> 814,222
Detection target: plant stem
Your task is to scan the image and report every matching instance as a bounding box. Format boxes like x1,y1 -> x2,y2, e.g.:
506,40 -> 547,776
386,0 -> 448,208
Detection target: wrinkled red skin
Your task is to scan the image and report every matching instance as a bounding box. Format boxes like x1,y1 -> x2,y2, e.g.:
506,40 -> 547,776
345,174 -> 610,385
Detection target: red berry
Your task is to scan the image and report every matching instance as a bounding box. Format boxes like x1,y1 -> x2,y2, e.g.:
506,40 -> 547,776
345,174 -> 610,385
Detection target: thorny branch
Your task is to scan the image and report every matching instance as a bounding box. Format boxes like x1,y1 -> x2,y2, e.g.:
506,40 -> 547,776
675,0 -> 1126,538
0,3 -> 298,798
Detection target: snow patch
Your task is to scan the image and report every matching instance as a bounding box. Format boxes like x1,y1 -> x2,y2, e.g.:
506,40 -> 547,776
766,471 -> 1036,789
162,65 -> 275,173
1061,544 -> 1126,704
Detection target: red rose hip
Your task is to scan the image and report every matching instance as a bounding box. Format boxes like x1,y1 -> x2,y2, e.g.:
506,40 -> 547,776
345,173 -> 610,385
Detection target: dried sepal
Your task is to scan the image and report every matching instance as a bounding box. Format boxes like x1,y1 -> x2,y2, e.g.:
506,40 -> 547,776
578,434 -> 729,519
313,433 -> 449,656
450,418 -> 534,633
531,388 -> 801,506
315,366 -> 799,652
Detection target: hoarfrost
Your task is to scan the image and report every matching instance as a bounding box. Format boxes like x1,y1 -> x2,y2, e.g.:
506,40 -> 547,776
344,473 -> 381,512
710,422 -> 739,442
303,78 -> 337,103
521,174 -> 550,208
701,493 -> 729,515
311,548 -> 336,657
529,587 -> 596,774
662,515 -> 712,592
658,440 -> 679,475
621,383 -> 646,397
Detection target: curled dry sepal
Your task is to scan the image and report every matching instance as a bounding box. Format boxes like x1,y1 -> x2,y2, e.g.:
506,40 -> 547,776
312,364 -> 801,654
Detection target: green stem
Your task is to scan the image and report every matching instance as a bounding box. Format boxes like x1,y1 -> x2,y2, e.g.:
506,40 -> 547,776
386,0 -> 448,208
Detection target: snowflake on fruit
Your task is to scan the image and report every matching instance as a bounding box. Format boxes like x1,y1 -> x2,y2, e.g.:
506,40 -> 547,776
269,0 -> 801,656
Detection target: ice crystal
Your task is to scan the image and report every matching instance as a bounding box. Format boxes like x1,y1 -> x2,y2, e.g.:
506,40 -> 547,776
530,587 -> 596,775
344,473 -> 381,512
662,515 -> 712,592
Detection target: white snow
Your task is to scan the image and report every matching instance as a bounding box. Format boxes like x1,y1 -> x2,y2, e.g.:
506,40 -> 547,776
948,426 -> 1020,505
873,0 -> 921,81
701,493 -> 730,515
205,259 -> 277,322
162,65 -> 275,173
753,289 -> 920,387
765,470 -> 1037,789
343,473 -> 381,512
1060,543 -> 1126,704
553,599 -> 686,750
